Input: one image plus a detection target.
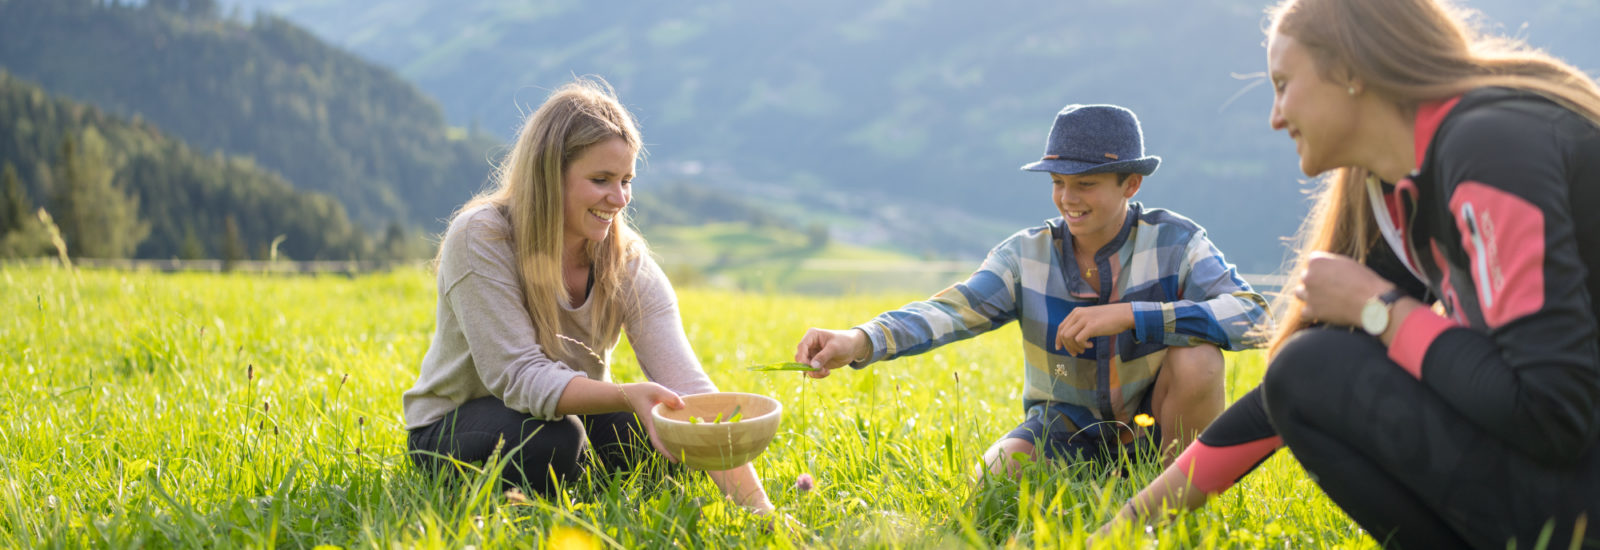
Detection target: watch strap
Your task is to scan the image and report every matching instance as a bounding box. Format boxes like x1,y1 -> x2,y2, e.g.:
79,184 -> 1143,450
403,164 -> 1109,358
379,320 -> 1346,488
1361,287 -> 1408,336
1375,287 -> 1406,306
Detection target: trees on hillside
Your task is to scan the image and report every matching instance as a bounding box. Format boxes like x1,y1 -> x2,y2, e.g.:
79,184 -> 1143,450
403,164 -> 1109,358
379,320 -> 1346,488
0,162 -> 28,233
0,71 -> 373,261
51,128 -> 150,258
0,162 -> 51,257
0,0 -> 496,232
147,0 -> 219,18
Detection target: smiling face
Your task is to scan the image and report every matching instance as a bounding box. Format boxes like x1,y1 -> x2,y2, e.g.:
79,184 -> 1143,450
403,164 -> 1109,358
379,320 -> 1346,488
1268,33 -> 1365,177
562,137 -> 635,249
1052,171 -> 1140,250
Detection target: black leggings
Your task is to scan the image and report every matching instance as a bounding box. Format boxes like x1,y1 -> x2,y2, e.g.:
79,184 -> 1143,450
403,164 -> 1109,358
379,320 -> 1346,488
407,396 -> 659,495
1254,327 -> 1600,549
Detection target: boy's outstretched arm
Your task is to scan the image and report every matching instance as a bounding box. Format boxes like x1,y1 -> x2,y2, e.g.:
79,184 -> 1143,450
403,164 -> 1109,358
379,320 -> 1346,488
794,327 -> 871,379
793,232 -> 1025,381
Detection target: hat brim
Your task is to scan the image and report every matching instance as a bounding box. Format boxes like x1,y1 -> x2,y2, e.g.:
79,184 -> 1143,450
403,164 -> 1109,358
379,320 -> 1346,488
1020,156 -> 1160,176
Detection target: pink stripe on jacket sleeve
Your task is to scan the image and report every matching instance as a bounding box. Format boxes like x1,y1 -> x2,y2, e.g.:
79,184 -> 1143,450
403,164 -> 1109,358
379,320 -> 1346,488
1387,307 -> 1459,379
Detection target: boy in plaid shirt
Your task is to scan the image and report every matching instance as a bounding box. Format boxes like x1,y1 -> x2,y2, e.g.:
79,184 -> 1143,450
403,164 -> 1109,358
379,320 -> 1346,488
794,104 -> 1269,477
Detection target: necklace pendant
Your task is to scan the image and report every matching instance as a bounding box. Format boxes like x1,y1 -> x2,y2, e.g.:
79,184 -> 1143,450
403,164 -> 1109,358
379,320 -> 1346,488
1084,266 -> 1097,279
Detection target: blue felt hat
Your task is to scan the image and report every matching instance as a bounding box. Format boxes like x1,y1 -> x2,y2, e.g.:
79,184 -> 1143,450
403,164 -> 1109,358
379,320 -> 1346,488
1020,104 -> 1161,176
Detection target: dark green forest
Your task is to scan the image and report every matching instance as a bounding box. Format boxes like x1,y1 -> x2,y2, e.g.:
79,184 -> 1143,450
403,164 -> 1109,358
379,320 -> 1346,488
0,0 -> 500,238
0,70 -> 377,260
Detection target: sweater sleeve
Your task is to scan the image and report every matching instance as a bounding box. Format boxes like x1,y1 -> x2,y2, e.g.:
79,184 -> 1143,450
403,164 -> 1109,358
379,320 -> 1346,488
439,218 -> 587,420
1391,102 -> 1600,464
1129,231 -> 1271,351
621,256 -> 718,396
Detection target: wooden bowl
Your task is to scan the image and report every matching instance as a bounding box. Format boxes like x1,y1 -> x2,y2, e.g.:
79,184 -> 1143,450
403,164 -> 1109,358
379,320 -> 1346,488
651,392 -> 782,471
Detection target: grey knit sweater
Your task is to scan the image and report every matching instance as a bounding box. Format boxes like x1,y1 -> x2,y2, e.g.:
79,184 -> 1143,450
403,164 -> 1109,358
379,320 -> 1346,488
402,205 -> 717,429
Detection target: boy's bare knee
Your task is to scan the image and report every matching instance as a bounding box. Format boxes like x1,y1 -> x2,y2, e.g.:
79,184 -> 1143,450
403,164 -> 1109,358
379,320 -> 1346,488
979,438 -> 1037,479
1163,343 -> 1224,384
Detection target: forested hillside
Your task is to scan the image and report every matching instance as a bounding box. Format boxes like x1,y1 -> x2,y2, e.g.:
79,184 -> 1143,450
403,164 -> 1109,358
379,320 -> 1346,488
0,0 -> 500,234
0,71 -> 368,260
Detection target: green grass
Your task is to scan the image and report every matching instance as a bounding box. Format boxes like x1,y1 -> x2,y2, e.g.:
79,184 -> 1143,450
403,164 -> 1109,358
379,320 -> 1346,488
646,223 -> 976,295
0,265 -> 1374,548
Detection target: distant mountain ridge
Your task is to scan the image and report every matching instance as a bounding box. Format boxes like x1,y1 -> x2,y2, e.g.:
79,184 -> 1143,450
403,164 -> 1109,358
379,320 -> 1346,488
0,0 -> 501,234
217,0 -> 1600,271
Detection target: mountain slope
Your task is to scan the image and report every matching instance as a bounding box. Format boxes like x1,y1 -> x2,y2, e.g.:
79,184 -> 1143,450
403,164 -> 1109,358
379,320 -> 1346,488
0,0 -> 500,232
218,0 -> 1600,271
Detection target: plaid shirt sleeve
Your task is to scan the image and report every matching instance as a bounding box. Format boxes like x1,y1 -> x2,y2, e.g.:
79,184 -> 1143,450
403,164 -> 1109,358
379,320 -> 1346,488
853,236 -> 1024,364
1129,231 -> 1271,351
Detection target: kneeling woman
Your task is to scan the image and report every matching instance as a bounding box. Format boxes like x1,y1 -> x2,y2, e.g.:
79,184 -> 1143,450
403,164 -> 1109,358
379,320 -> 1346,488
403,78 -> 772,513
1099,0 -> 1600,547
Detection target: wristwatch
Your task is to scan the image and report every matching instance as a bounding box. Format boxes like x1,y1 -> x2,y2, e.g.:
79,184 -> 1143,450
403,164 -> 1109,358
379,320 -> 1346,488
1360,287 -> 1407,336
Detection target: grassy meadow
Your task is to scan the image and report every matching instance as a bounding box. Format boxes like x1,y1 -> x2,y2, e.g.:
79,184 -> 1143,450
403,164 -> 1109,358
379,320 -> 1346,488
0,264 -> 1374,548
645,222 -> 977,296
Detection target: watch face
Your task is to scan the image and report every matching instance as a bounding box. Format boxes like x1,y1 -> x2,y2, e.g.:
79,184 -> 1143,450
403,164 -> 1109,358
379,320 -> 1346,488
1361,299 -> 1387,335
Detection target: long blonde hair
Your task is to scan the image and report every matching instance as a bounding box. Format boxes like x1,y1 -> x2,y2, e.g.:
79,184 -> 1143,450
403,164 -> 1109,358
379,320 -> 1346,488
1266,0 -> 1600,355
450,77 -> 646,359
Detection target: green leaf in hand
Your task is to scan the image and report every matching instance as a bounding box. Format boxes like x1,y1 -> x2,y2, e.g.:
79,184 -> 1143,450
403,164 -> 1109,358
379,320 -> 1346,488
748,361 -> 819,372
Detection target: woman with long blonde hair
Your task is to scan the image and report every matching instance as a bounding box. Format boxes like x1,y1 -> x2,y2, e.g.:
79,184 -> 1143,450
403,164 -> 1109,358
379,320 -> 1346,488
402,77 -> 773,513
1096,0 -> 1600,546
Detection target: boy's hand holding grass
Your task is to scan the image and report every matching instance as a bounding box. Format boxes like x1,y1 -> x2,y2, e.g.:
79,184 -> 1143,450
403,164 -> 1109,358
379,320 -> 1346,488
1054,303 -> 1135,355
793,327 -> 871,379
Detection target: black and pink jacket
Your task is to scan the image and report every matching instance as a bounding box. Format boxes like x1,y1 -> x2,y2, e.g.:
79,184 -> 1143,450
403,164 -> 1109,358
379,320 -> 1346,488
1175,87 -> 1600,492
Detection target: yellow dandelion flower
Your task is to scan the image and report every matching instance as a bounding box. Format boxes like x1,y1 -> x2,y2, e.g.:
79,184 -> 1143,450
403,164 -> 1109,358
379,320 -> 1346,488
548,525 -> 600,550
1134,413 -> 1156,428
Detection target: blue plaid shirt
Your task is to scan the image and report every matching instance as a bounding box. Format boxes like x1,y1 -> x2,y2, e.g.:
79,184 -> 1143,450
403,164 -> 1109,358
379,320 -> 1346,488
854,203 -> 1270,433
